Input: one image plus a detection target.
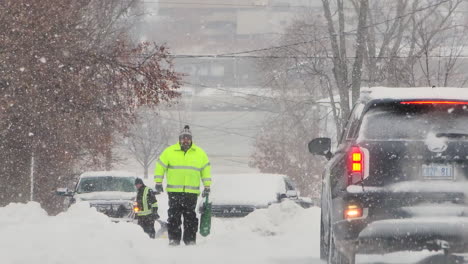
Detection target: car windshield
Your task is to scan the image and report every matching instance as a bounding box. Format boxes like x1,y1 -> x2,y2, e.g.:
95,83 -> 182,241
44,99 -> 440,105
76,177 -> 136,193
360,103 -> 468,140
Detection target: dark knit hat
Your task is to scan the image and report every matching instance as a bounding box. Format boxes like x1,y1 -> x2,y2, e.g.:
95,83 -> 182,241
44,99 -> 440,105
134,178 -> 144,185
179,125 -> 192,139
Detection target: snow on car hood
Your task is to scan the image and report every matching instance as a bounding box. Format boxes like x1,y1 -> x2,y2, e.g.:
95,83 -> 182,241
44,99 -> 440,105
209,173 -> 287,206
210,195 -> 275,207
74,191 -> 135,202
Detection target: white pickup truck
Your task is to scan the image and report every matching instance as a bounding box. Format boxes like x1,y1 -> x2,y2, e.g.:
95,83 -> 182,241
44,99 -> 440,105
56,171 -> 138,221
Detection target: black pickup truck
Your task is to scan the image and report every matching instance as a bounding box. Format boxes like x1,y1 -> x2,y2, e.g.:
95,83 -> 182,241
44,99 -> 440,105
309,87 -> 468,264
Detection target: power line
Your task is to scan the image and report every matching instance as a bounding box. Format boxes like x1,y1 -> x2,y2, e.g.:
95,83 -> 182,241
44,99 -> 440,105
158,115 -> 257,139
131,0 -> 463,59
158,107 -> 326,147
184,81 -> 276,100
141,0 -> 321,8
183,81 -> 331,107
185,90 -> 281,113
217,0 -> 454,56
217,157 -> 251,166
182,81 -> 338,125
140,0 -> 468,12
133,51 -> 468,59
155,90 -> 338,150
168,54 -> 468,59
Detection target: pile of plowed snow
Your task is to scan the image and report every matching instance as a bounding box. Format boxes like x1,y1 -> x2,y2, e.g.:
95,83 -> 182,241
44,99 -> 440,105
0,200 -> 321,264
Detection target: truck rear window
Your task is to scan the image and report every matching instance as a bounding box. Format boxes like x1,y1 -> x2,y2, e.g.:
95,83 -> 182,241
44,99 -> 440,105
359,104 -> 468,140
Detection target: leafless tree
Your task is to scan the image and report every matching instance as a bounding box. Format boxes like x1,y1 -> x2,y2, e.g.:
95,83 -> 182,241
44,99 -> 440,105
249,17 -> 333,198
360,0 -> 465,88
124,107 -> 170,179
251,0 -> 468,199
321,0 -> 465,120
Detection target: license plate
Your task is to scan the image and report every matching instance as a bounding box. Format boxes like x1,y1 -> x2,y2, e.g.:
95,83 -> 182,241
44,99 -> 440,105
422,164 -> 454,179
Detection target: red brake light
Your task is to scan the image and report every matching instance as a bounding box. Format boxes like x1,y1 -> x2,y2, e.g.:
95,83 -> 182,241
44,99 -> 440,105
352,152 -> 362,162
348,146 -> 364,185
400,101 -> 468,105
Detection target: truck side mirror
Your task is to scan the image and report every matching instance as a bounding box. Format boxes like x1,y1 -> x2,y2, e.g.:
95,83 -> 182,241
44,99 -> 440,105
308,137 -> 332,160
55,188 -> 74,197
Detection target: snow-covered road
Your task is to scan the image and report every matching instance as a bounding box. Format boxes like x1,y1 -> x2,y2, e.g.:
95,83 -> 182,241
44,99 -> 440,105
1,199 -> 461,264
0,200 -> 322,264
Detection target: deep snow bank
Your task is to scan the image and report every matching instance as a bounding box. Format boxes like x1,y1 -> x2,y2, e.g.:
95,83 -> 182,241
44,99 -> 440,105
0,200 -> 321,264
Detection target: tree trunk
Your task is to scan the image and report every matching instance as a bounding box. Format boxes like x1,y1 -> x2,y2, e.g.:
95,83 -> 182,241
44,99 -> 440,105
351,0 -> 369,104
144,165 -> 149,179
322,0 -> 350,124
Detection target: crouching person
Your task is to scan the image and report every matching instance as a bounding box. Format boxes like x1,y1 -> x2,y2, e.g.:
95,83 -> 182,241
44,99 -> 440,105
134,178 -> 159,239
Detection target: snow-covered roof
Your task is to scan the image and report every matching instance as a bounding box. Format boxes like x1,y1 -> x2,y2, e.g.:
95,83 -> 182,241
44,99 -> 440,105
363,87 -> 468,101
79,171 -> 138,179
316,87 -> 468,104
74,192 -> 136,201
194,86 -> 273,97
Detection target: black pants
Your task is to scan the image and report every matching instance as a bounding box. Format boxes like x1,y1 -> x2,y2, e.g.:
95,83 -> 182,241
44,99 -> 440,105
167,192 -> 198,245
137,215 -> 155,239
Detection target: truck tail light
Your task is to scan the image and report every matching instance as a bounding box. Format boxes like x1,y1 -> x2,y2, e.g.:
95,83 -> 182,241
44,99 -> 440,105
133,201 -> 139,213
348,146 -> 364,185
344,204 -> 363,219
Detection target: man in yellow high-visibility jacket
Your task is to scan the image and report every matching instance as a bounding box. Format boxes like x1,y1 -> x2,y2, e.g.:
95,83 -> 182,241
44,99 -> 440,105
154,125 -> 211,246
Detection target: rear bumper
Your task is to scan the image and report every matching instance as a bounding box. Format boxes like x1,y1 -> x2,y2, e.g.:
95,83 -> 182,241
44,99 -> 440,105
335,217 -> 468,254
358,218 -> 468,253
333,186 -> 468,254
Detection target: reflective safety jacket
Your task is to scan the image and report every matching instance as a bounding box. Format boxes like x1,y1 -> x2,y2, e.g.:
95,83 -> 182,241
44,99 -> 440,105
154,142 -> 211,194
135,186 -> 158,217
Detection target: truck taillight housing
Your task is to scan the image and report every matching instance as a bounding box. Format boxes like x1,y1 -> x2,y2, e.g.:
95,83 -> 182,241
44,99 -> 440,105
348,146 -> 364,185
133,201 -> 139,213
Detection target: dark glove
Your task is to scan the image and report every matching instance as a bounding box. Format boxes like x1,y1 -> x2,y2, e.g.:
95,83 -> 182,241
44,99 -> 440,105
155,184 -> 163,194
152,207 -> 160,220
202,187 -> 210,197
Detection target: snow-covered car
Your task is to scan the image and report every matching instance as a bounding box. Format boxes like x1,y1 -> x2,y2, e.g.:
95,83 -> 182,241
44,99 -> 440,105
200,173 -> 309,217
56,171 -> 138,221
309,87 -> 468,264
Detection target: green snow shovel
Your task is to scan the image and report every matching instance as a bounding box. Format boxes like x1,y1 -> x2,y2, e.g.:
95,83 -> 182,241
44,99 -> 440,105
199,194 -> 212,237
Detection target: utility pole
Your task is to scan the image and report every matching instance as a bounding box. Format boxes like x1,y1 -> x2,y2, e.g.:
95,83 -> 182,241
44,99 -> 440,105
30,152 -> 35,201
